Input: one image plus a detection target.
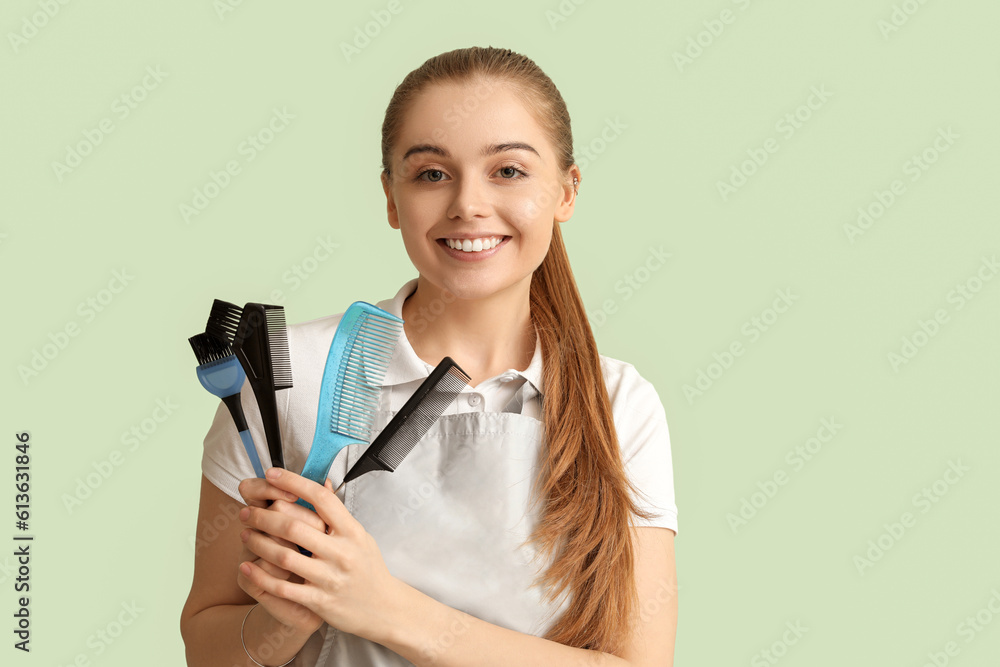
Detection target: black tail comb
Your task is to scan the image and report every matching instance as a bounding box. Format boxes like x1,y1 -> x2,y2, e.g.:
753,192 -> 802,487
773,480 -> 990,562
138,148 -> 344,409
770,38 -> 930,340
337,357 -> 470,492
232,303 -> 293,469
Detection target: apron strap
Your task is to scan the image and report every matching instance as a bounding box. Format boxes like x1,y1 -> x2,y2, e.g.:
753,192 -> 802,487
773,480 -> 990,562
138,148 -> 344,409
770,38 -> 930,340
501,379 -> 525,414
502,378 -> 542,415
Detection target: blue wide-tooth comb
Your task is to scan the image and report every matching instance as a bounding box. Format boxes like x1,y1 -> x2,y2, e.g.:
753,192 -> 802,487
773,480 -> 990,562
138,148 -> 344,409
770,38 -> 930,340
188,333 -> 266,478
298,302 -> 403,510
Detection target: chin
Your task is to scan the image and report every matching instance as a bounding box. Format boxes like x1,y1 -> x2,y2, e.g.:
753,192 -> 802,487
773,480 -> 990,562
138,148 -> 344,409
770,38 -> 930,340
427,274 -> 530,302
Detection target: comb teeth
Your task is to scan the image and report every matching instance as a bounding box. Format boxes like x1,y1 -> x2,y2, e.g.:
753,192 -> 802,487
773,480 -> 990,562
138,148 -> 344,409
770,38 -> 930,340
378,366 -> 470,469
264,306 -> 292,390
331,310 -> 403,440
188,332 -> 235,366
206,299 -> 242,345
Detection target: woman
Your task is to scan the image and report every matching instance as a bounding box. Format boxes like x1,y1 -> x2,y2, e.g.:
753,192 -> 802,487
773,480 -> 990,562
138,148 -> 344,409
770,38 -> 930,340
180,46 -> 678,666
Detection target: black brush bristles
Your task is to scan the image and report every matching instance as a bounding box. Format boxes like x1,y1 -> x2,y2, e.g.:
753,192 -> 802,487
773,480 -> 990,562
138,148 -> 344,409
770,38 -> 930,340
340,357 -> 470,486
188,332 -> 234,366
206,299 -> 242,346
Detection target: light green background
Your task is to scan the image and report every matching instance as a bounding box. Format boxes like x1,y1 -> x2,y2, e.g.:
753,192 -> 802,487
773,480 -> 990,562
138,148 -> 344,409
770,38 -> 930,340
3,1 -> 998,665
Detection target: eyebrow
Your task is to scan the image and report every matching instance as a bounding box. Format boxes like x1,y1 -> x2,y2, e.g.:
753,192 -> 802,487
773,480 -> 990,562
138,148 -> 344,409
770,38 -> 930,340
401,141 -> 540,162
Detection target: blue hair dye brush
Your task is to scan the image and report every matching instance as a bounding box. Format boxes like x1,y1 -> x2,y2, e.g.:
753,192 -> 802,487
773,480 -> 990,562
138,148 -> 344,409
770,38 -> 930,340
188,333 -> 266,478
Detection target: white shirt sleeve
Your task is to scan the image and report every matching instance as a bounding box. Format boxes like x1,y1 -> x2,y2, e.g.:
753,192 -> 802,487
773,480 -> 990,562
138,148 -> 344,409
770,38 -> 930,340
604,358 -> 678,535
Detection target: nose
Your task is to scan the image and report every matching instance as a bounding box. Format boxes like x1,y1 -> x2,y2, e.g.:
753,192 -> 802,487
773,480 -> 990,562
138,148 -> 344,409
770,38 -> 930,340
446,174 -> 491,222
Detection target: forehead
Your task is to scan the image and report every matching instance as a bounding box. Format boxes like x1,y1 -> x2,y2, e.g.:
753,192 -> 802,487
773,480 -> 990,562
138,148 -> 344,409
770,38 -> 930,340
396,80 -> 551,158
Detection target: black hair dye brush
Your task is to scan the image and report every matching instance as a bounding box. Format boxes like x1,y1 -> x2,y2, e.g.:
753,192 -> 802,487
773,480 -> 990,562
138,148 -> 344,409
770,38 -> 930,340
207,300 -> 293,469
335,356 -> 471,494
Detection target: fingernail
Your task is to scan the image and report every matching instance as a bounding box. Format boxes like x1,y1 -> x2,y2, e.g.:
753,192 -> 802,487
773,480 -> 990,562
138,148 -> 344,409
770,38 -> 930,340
239,507 -> 250,521
240,529 -> 249,542
240,562 -> 251,576
266,467 -> 282,479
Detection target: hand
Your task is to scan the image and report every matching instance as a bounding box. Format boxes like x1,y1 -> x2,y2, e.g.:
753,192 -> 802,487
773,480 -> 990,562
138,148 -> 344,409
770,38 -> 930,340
236,475 -> 327,636
237,467 -> 402,641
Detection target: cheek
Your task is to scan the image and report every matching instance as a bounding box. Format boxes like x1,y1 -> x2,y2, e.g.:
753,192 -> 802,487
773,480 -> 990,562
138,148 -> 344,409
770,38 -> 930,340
509,182 -> 562,221
395,214 -> 441,264
399,228 -> 431,259
395,201 -> 429,237
501,195 -> 552,236
397,189 -> 446,222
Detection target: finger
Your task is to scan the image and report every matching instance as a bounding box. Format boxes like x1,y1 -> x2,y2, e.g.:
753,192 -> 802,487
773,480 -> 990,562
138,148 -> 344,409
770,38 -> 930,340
238,477 -> 298,509
255,556 -> 292,581
239,559 -> 314,610
239,501 -> 327,549
266,534 -> 300,553
237,554 -> 269,600
240,540 -> 292,580
238,476 -> 293,502
242,529 -> 298,564
236,564 -> 318,631
265,498 -> 328,534
264,468 -> 352,536
242,520 -> 305,557
242,530 -> 294,572
240,504 -> 331,557
242,527 -> 325,583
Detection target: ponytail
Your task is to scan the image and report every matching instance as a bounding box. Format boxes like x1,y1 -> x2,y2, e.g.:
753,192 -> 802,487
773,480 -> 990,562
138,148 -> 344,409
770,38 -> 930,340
527,221 -> 656,654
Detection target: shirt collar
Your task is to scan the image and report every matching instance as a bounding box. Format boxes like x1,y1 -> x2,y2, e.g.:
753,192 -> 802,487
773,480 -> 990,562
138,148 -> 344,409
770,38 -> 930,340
376,278 -> 544,396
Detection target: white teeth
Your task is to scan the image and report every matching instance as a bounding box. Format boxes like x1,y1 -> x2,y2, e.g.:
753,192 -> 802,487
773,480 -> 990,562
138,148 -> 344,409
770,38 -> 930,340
444,236 -> 502,252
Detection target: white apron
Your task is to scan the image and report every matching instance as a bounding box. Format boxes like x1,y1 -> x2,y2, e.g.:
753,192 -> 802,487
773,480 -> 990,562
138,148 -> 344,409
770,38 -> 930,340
293,381 -> 571,666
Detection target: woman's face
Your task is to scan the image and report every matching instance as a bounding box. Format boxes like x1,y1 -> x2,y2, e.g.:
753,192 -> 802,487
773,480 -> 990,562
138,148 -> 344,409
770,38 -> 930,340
382,80 -> 578,302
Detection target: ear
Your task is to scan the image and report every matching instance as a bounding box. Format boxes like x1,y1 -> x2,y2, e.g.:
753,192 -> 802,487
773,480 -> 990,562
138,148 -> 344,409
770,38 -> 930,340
381,172 -> 400,230
554,165 -> 581,223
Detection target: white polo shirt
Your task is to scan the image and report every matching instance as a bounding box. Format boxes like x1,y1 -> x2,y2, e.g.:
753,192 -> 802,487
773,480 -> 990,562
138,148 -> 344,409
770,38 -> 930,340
201,278 -> 678,534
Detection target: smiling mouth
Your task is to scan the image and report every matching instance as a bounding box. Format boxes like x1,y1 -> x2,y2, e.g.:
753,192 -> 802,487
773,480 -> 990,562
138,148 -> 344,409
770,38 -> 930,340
440,236 -> 508,252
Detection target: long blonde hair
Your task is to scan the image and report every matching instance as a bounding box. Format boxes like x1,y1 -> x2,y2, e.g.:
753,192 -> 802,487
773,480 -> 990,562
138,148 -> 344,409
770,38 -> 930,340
380,46 -> 655,655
